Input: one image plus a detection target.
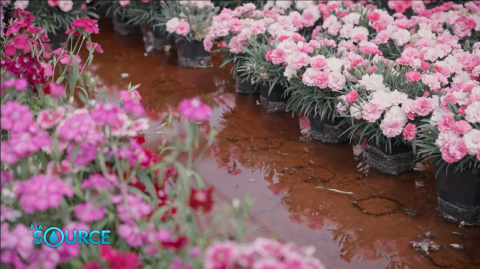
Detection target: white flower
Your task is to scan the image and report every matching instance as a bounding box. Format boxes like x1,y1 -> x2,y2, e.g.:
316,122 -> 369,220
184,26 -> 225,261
295,0 -> 314,11
435,131 -> 460,148
464,101 -> 480,124
341,13 -> 361,25
302,68 -> 320,87
452,71 -> 471,84
166,18 -> 180,33
350,105 -> 362,119
430,108 -> 450,126
58,0 -> 73,12
275,0 -> 293,9
359,74 -> 389,92
463,129 -> 480,155
384,105 -> 408,125
283,66 -> 297,81
350,26 -> 369,38
339,23 -> 354,39
14,0 -> 29,10
325,57 -> 344,73
328,72 -> 346,91
390,28 -> 411,46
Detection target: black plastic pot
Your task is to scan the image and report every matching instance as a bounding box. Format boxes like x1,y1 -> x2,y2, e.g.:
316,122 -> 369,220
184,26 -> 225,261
259,83 -> 289,113
309,116 -> 348,144
235,70 -> 257,94
48,27 -> 68,50
152,27 -> 175,51
367,140 -> 415,175
176,40 -> 212,68
434,163 -> 480,226
113,15 -> 139,36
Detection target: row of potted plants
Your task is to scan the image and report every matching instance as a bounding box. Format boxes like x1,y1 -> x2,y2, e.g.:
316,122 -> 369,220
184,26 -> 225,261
202,1 -> 480,226
0,7 -> 327,269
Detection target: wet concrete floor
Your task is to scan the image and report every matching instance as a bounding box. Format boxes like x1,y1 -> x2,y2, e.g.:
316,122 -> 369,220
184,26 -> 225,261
84,20 -> 479,269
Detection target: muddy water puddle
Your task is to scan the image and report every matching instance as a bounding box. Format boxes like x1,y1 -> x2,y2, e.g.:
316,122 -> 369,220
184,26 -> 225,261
84,20 -> 480,269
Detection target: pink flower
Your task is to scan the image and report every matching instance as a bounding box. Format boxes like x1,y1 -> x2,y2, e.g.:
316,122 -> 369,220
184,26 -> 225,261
270,48 -> 287,65
46,160 -> 72,177
265,51 -> 272,61
413,97 -> 433,116
406,71 -> 422,82
1,101 -> 33,132
37,107 -> 65,129
175,21 -> 190,36
453,120 -> 472,135
86,41 -> 103,53
119,222 -> 143,247
81,173 -> 117,191
403,123 -> 417,141
367,12 -> 380,22
380,118 -> 404,138
313,71 -> 329,89
16,175 -> 74,213
310,55 -> 328,70
57,111 -> 95,142
437,113 -> 455,132
1,78 -> 28,91
252,258 -> 284,269
445,138 -> 468,162
204,241 -> 238,269
453,18 -> 476,39
120,89 -> 142,102
42,82 -> 65,98
92,102 -> 121,125
75,201 -> 105,222
178,98 -> 212,121
119,0 -> 130,6
345,90 -> 358,103
72,17 -> 99,34
111,194 -> 151,222
203,37 -> 213,52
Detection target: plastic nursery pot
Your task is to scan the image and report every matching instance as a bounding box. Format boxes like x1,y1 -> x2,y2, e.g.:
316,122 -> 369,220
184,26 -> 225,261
152,26 -> 175,51
235,69 -> 258,94
308,116 -> 348,144
176,40 -> 212,68
434,163 -> 480,226
48,27 -> 68,50
259,83 -> 290,113
366,140 -> 415,175
112,15 -> 139,36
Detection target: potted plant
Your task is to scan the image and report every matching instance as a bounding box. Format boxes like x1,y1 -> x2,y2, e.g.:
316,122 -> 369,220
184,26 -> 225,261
239,35 -> 294,113
127,1 -> 173,52
339,56 -> 437,175
279,38 -> 350,143
158,0 -> 218,68
204,3 -> 266,94
95,0 -> 139,35
6,0 -> 95,49
414,79 -> 480,225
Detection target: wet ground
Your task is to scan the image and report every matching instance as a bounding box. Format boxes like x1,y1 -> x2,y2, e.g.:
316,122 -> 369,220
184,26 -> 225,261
84,20 -> 480,269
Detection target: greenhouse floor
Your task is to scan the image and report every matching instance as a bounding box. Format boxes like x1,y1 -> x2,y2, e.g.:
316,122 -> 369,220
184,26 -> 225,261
84,19 -> 480,269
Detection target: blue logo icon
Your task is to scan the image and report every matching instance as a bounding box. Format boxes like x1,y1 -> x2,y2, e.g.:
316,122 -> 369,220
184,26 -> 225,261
31,224 -> 110,247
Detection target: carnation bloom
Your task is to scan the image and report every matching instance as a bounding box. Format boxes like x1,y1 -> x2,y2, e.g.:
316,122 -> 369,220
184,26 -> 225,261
15,175 -> 74,213
71,17 -> 99,34
42,82 -> 65,98
204,241 -> 239,269
406,71 -> 422,82
75,201 -> 105,222
189,187 -> 214,213
178,98 -> 212,121
345,90 -> 358,103
403,123 -> 417,141
175,21 -> 190,36
1,101 -> 34,132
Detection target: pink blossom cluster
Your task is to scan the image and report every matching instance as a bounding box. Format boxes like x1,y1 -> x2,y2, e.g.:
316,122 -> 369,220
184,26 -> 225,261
162,1 -> 215,40
204,238 -> 325,269
166,18 -> 190,36
6,0 -> 81,12
429,82 -> 480,163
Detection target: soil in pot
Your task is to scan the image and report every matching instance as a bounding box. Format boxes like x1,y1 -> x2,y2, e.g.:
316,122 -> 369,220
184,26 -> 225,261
113,15 -> 139,36
48,27 -> 68,50
367,140 -> 415,175
434,164 -> 480,226
235,70 -> 257,94
309,116 -> 348,144
176,40 -> 212,68
259,83 -> 290,113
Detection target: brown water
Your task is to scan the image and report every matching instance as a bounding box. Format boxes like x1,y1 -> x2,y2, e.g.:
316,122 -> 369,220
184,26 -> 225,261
84,20 -> 480,269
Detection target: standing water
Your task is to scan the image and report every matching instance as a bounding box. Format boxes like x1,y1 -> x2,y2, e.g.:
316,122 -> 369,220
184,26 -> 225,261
83,20 -> 480,269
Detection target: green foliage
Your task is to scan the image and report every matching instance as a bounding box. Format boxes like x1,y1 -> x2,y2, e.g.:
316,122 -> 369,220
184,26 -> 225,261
126,1 -> 163,27
94,0 -> 128,22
